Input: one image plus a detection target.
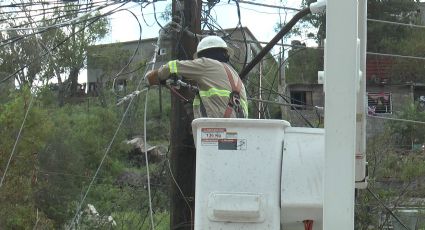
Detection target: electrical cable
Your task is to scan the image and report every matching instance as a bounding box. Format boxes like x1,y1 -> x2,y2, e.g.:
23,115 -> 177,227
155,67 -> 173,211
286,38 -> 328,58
227,0 -> 248,70
367,187 -> 411,230
0,11 -> 111,51
0,0 -> 84,9
0,2 -> 129,85
247,97 -> 311,109
166,158 -> 193,227
368,18 -> 425,30
32,208 -> 39,230
242,46 -> 317,125
111,8 -> 143,97
152,0 -> 165,30
140,4 -> 155,27
0,1 -> 122,47
239,7 -> 311,79
0,0 -> 110,20
246,78 -> 315,127
0,92 -> 35,188
138,33 -> 168,230
238,0 -> 301,11
367,52 -> 425,62
367,114 -> 425,125
0,1 -> 114,32
66,88 -> 144,229
143,90 -> 155,230
66,16 -> 151,226
139,159 -> 169,229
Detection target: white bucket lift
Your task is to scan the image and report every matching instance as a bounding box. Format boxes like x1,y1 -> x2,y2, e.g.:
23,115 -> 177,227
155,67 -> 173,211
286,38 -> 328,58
192,118 -> 324,230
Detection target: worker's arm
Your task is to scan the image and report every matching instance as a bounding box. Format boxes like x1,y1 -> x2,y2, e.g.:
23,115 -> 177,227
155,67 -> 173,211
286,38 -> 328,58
145,59 -> 207,86
145,69 -> 160,85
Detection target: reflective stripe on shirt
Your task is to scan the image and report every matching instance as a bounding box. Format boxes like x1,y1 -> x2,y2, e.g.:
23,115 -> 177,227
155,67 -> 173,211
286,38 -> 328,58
198,87 -> 249,116
193,97 -> 200,106
241,99 -> 248,115
199,88 -> 231,97
168,60 -> 178,74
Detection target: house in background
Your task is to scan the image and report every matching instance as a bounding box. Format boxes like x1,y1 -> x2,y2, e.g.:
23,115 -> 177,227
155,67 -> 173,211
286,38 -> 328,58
86,27 -> 267,96
287,54 -> 425,138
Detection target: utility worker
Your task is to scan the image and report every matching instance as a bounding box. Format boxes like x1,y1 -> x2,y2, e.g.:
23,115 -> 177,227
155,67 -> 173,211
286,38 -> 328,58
145,35 -> 248,119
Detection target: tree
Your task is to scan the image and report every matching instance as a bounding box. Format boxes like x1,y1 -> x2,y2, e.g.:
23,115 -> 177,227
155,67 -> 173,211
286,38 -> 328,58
0,1 -> 109,105
367,0 -> 419,52
0,88 -> 55,229
285,46 -> 323,84
287,0 -> 423,83
355,104 -> 425,229
387,103 -> 425,150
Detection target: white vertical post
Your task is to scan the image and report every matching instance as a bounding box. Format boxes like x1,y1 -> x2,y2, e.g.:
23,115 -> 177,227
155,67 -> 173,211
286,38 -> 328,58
259,61 -> 263,119
324,0 -> 359,229
356,0 -> 368,189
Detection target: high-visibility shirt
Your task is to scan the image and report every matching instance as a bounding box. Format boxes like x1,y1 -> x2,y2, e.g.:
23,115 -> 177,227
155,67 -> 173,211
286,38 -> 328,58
157,57 -> 248,119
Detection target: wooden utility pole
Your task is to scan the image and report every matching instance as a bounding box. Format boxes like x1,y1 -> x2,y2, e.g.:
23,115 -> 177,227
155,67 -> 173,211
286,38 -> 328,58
170,0 -> 201,229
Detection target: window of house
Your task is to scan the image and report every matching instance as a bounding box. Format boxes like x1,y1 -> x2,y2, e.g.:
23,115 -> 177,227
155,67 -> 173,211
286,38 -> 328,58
115,80 -> 127,91
290,91 -> 312,110
88,82 -> 97,92
367,92 -> 392,114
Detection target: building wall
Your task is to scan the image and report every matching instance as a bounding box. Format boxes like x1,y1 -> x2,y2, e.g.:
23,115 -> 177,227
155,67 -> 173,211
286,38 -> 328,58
87,37 -> 172,91
286,84 -> 416,138
287,84 -> 324,127
86,27 -> 263,94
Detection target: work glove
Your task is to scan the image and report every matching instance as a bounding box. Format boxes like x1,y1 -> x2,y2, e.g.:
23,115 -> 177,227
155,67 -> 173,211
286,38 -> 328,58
145,69 -> 159,86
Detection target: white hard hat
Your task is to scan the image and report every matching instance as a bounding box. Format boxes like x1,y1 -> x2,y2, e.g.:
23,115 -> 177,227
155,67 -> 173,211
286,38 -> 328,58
193,35 -> 233,58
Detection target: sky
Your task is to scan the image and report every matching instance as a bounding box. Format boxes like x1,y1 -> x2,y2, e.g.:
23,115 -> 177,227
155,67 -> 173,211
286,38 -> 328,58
79,0 -> 313,83
101,0 -> 313,46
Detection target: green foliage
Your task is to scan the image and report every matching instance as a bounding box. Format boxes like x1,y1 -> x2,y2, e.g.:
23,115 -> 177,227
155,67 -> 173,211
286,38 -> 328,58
0,1 -> 109,102
367,0 -> 419,52
0,82 -> 172,228
387,102 -> 425,148
243,55 -> 283,119
285,48 -> 323,84
87,43 -> 134,82
386,28 -> 425,84
356,103 -> 425,228
0,88 -> 54,229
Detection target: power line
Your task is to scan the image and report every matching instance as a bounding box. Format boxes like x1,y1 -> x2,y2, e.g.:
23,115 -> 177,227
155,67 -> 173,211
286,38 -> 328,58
0,1 -> 114,31
367,52 -> 425,61
67,85 -> 146,230
238,0 -> 301,11
0,2 -> 122,48
143,91 -> 155,230
0,2 -> 112,29
0,2 -> 129,84
0,0 -> 109,17
248,97 -> 314,109
367,114 -> 425,125
67,6 -> 148,229
367,187 -> 411,230
368,18 -> 425,30
0,92 -> 35,189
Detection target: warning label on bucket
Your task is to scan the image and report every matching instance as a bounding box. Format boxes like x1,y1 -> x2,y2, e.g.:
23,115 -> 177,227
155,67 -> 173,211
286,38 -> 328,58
218,139 -> 247,150
200,128 -> 246,150
201,128 -> 226,146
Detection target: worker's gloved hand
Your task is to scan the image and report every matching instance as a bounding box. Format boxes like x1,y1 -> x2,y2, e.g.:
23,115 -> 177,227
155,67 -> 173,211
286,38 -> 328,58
145,70 -> 159,86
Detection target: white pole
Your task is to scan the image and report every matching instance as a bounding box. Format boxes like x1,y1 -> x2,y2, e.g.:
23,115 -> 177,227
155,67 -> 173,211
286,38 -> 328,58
323,0 -> 359,229
259,61 -> 263,119
355,0 -> 368,189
